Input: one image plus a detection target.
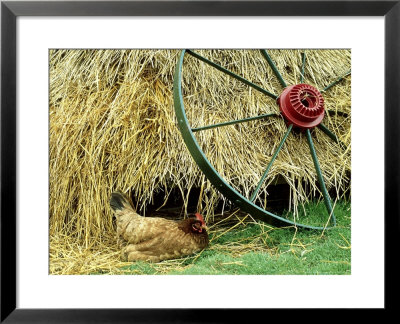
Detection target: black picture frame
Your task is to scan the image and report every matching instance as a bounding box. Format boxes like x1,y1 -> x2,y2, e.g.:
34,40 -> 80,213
1,0 -> 398,322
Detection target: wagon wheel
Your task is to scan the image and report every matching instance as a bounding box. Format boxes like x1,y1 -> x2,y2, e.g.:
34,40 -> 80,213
173,49 -> 350,230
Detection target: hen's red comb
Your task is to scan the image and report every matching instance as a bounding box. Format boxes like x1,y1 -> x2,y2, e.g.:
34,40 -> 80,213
195,213 -> 205,224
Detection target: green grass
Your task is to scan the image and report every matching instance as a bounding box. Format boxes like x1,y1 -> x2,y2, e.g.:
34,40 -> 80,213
119,200 -> 351,275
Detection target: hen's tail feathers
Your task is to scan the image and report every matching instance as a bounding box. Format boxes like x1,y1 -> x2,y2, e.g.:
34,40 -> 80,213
110,192 -> 135,213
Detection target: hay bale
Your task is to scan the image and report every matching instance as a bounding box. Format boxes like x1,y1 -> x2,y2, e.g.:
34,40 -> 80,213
49,49 -> 351,249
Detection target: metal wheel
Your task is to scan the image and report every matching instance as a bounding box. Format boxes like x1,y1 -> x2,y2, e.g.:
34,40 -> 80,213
173,49 -> 350,230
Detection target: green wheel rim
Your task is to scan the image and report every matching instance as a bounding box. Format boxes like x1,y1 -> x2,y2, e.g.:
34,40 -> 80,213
173,49 -> 345,230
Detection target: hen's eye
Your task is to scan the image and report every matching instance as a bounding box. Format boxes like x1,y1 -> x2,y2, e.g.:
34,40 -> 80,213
192,223 -> 202,232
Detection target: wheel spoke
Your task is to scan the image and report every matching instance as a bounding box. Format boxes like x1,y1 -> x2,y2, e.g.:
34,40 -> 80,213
250,124 -> 293,202
317,123 -> 347,150
186,50 -> 278,99
260,49 -> 287,88
305,129 -> 337,227
321,70 -> 351,92
192,113 -> 279,132
300,52 -> 306,83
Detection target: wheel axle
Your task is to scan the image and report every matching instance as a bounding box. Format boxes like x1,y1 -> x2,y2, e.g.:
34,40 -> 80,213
277,84 -> 325,130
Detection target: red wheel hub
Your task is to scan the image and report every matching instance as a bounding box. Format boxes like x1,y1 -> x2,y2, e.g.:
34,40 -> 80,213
277,84 -> 325,130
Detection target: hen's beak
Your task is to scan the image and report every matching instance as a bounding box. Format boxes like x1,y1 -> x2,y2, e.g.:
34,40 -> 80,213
202,224 -> 208,231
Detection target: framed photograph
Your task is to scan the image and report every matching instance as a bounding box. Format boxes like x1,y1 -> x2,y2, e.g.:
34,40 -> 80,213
1,0 -> 398,321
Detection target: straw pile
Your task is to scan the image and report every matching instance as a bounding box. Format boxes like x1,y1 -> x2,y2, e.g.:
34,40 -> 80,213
49,49 -> 351,274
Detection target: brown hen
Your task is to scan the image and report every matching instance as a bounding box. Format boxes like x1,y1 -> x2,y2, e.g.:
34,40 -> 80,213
110,192 -> 209,262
